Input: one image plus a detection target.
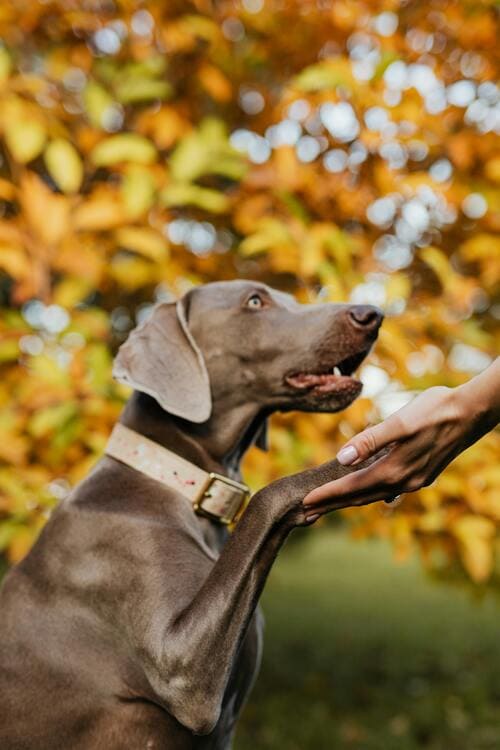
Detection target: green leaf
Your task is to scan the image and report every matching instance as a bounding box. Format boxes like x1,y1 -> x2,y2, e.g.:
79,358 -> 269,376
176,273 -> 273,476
44,139 -> 83,194
95,56 -> 171,104
29,402 -> 78,439
85,343 -> 112,391
374,51 -> 399,80
277,191 -> 311,224
161,183 -> 229,213
121,165 -> 156,218
179,14 -> 220,42
82,81 -> 116,130
91,134 -> 157,166
293,60 -> 353,92
115,78 -> 172,104
169,133 -> 207,182
239,219 -> 291,256
53,277 -> 93,307
169,117 -> 246,183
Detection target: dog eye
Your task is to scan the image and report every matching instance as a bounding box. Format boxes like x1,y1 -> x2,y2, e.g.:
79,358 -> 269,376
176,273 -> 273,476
246,294 -> 264,310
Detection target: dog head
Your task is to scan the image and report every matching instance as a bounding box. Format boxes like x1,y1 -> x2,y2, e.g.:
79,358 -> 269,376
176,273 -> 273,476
113,280 -> 383,431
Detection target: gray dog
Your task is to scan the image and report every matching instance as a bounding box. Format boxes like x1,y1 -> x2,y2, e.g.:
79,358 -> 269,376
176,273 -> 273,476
0,280 -> 383,749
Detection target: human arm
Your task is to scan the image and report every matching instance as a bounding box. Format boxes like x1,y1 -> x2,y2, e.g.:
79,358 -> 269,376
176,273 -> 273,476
302,357 -> 500,514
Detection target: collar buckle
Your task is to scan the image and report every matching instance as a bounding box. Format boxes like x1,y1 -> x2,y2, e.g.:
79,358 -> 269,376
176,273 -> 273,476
193,472 -> 250,525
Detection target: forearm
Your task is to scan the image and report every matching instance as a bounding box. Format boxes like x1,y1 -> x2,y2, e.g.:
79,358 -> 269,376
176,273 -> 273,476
453,357 -> 500,437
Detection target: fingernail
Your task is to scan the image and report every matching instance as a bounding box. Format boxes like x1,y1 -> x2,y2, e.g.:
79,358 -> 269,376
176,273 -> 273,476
305,514 -> 319,524
337,445 -> 358,465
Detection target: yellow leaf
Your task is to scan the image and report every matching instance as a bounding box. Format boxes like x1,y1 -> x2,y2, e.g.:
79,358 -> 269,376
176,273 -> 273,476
385,273 -> 411,304
54,243 -> 105,284
452,515 -> 496,583
73,191 -> 126,231
419,246 -> 454,289
484,156 -> 500,183
115,78 -> 172,104
3,99 -> 46,163
137,106 -> 189,150
28,354 -> 69,388
198,63 -> 232,102
8,527 -> 37,564
452,515 -> 495,541
53,277 -> 93,308
109,255 -> 155,290
0,338 -> 19,362
0,46 -> 11,82
169,118 -> 246,182
91,134 -> 157,166
239,219 -> 291,256
82,81 -> 116,130
300,233 -> 325,277
169,133 -> 206,182
0,177 -> 15,201
417,510 -> 446,533
163,15 -> 220,52
44,139 -> 83,194
391,515 -> 413,561
115,227 -> 168,262
121,165 -> 155,218
29,402 -> 78,438
19,172 -> 70,246
460,233 -> 500,261
161,183 -> 229,213
0,245 -> 30,279
85,343 -> 112,391
293,59 -> 354,92
0,432 -> 27,465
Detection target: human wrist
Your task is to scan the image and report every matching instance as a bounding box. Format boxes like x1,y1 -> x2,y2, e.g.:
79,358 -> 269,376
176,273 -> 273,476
453,363 -> 500,436
449,381 -> 476,423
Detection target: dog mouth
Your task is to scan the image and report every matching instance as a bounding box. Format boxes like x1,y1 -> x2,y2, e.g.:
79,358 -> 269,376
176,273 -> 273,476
285,350 -> 368,396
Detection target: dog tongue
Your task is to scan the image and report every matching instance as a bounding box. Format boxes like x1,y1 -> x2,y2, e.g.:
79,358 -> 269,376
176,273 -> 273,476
286,373 -> 343,390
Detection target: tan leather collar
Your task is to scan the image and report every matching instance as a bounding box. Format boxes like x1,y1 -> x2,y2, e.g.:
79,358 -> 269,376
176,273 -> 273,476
105,423 -> 250,525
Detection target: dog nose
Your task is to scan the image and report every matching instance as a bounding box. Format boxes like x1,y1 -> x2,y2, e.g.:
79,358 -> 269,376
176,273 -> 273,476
348,305 -> 384,332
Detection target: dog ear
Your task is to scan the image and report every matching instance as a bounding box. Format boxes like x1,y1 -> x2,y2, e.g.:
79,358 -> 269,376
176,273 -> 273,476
254,417 -> 269,451
112,299 -> 212,423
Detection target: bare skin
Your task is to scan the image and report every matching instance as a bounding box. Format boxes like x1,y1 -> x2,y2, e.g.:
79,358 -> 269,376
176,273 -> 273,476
304,357 -> 500,513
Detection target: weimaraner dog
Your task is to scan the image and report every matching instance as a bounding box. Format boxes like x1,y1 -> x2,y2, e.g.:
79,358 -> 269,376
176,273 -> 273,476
0,280 -> 383,749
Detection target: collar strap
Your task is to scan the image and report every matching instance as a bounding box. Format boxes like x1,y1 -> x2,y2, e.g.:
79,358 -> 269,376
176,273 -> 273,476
105,423 -> 250,525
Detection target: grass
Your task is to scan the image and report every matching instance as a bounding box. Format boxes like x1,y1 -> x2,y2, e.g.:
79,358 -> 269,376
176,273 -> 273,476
235,529 -> 500,750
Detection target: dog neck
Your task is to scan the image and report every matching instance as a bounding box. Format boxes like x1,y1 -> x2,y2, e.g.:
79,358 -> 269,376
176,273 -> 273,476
119,392 -> 265,482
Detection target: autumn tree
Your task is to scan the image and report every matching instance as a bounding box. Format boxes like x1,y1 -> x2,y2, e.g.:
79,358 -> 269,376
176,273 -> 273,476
0,0 -> 499,582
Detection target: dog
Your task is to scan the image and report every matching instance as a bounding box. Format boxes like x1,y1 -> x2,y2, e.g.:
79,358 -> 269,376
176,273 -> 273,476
0,280 -> 383,749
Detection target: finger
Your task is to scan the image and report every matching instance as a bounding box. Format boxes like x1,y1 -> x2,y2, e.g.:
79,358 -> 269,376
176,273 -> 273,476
303,459 -> 391,506
336,414 -> 405,466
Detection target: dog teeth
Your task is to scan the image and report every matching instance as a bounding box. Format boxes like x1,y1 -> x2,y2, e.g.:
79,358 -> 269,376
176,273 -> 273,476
333,366 -> 341,377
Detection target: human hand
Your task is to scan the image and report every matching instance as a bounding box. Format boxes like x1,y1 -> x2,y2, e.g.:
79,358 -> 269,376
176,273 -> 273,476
302,384 -> 487,517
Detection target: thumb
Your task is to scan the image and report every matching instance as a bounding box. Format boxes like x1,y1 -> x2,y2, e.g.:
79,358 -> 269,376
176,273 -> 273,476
336,416 -> 402,466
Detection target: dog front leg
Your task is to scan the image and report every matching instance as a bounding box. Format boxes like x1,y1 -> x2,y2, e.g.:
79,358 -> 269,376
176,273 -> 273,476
154,458 -> 359,735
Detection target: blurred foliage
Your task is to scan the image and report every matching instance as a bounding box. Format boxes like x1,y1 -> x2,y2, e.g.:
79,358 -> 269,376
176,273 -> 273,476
0,0 -> 498,582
